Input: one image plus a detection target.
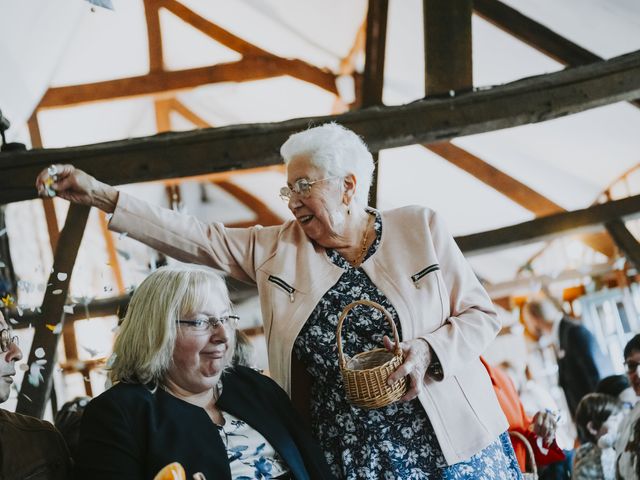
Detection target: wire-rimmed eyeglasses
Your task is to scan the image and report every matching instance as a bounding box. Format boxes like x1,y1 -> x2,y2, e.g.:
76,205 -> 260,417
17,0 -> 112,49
176,315 -> 240,333
279,176 -> 340,202
0,328 -> 19,353
624,360 -> 640,374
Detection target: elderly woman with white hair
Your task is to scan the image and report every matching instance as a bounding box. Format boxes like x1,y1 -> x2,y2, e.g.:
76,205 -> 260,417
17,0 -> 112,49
38,123 -> 520,478
74,266 -> 332,479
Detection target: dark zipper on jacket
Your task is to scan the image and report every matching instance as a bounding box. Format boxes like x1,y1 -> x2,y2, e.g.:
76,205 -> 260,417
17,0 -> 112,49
268,275 -> 296,302
411,264 -> 440,288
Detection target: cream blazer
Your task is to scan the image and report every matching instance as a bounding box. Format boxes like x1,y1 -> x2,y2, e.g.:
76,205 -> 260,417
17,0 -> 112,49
109,193 -> 508,465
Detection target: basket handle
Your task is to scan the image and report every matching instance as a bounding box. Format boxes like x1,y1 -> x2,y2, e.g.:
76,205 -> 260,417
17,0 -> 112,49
508,430 -> 538,476
336,299 -> 402,370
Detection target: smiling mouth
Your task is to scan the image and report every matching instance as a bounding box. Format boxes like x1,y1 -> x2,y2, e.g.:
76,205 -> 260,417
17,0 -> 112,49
298,215 -> 314,224
201,351 -> 225,359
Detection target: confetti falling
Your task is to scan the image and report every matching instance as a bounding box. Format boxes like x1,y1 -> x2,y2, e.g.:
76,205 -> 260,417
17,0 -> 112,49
28,363 -> 44,387
63,305 -> 75,314
0,228 -> 6,236
118,232 -> 128,240
8,318 -> 17,325
1,294 -> 15,307
56,272 -> 68,281
52,289 -> 63,295
34,347 -> 45,358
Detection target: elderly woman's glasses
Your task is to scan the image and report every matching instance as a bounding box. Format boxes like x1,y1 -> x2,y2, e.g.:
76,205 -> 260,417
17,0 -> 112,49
279,176 -> 339,201
0,329 -> 19,353
176,315 -> 239,333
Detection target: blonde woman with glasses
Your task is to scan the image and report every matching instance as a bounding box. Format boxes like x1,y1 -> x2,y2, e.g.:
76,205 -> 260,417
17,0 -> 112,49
73,266 -> 332,480
37,123 -> 518,479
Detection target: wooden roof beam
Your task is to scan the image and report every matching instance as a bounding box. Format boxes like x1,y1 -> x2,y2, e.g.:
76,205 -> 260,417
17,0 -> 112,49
3,50 -> 640,204
38,56 -> 337,110
455,193 -> 640,254
473,0 -> 640,109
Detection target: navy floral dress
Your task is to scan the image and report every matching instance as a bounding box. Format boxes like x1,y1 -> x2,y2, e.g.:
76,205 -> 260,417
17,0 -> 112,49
293,209 -> 522,480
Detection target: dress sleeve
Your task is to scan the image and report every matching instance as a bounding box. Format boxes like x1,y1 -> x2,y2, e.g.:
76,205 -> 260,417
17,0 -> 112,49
109,192 -> 270,283
74,394 -> 143,480
420,210 -> 501,379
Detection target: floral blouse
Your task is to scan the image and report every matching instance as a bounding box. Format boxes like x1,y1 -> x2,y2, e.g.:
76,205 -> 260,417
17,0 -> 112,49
219,411 -> 289,480
293,209 -> 522,480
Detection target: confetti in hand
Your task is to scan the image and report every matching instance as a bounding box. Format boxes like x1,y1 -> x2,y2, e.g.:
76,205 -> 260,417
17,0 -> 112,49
44,165 -> 58,198
28,363 -> 44,387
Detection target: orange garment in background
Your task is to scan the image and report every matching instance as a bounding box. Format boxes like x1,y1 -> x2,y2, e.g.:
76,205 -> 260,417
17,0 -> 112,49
480,357 -> 565,471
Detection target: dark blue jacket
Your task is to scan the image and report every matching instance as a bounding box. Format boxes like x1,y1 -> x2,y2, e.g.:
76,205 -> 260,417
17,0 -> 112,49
558,317 -> 611,417
74,366 -> 333,480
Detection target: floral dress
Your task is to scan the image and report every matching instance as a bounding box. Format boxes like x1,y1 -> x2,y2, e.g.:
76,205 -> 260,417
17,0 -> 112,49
293,209 -> 522,480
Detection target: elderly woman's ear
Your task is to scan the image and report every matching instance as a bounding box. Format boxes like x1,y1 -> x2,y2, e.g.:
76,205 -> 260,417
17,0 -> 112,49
342,174 -> 357,206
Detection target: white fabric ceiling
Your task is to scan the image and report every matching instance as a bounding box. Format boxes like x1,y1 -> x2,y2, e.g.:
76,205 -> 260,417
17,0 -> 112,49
1,0 -> 640,292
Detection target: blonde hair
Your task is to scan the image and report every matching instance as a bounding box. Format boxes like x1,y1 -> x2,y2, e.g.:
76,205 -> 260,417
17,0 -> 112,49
109,266 -> 232,385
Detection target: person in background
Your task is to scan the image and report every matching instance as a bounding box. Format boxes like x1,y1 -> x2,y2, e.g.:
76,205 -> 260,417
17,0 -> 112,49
481,358 -> 565,474
232,329 -> 257,369
37,123 -> 518,479
0,311 -> 71,480
597,374 -> 638,410
74,266 -> 332,480
573,393 -> 624,480
53,396 -> 91,462
615,334 -> 640,480
522,298 -> 611,419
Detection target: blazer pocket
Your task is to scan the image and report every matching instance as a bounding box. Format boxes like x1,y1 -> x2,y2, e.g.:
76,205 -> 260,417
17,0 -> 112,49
267,274 -> 296,303
411,264 -> 448,324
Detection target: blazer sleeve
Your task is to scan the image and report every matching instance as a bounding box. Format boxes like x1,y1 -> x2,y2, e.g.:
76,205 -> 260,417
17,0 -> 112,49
421,210 -> 500,379
108,192 -> 274,283
74,393 -> 144,480
571,325 -> 602,392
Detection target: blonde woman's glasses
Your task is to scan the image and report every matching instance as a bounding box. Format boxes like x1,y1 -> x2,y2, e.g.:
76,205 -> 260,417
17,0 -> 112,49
279,176 -> 339,201
177,315 -> 239,333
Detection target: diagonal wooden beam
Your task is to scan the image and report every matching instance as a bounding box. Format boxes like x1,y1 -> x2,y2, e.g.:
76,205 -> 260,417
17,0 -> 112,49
3,50 -> 640,205
604,219 -> 640,270
160,0 -> 265,57
455,193 -> 640,254
38,56 -> 337,110
426,141 -> 562,216
473,0 -> 640,109
170,98 -> 211,128
16,204 -> 90,418
214,180 -> 284,227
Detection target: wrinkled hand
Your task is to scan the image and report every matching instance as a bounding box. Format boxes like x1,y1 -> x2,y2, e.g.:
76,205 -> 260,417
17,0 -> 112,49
530,410 -> 558,447
35,164 -> 118,212
384,336 -> 431,402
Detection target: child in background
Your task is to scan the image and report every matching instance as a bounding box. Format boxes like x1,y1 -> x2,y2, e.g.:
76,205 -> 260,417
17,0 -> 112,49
573,393 -> 625,480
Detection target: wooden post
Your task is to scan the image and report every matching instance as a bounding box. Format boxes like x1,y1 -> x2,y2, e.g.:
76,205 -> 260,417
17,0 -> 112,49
423,0 -> 473,96
16,204 -> 90,418
605,219 -> 640,270
361,0 -> 389,209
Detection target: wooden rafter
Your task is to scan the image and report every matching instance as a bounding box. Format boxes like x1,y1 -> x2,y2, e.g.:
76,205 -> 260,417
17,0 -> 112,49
16,204 -> 90,418
170,98 -> 210,128
455,193 -> 640,255
474,0 -> 640,109
3,50 -> 640,204
426,141 -> 562,216
144,0 -> 164,72
39,57 -> 337,110
604,219 -> 640,270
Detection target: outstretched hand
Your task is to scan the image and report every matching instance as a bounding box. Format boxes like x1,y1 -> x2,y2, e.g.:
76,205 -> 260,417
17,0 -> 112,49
35,164 -> 118,212
384,335 -> 431,402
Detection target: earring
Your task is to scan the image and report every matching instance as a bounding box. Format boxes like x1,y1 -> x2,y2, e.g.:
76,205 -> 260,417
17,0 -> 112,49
347,205 -> 351,215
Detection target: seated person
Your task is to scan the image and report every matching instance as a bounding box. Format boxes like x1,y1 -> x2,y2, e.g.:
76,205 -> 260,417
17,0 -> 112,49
615,334 -> 640,480
74,266 -> 333,480
0,312 -> 71,480
596,374 -> 638,410
573,393 -> 624,480
54,396 -> 90,461
481,357 -> 565,472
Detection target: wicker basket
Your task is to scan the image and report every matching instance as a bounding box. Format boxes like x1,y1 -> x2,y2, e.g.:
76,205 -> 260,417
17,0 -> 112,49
509,430 -> 539,480
336,299 -> 407,409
